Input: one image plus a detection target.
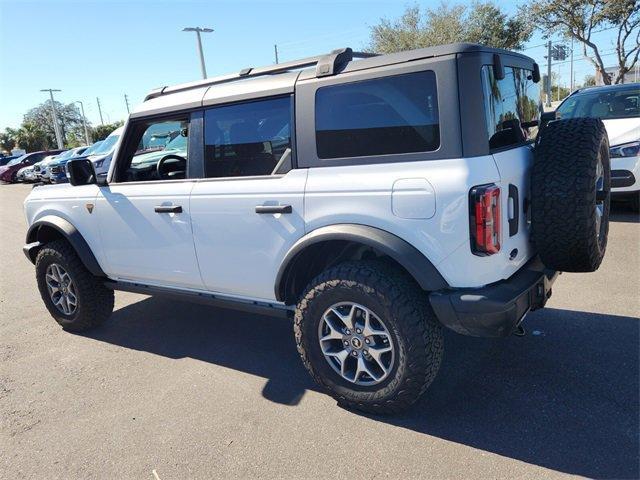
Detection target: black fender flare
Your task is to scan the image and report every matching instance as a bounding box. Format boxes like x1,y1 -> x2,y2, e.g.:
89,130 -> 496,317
275,224 -> 449,302
24,215 -> 105,277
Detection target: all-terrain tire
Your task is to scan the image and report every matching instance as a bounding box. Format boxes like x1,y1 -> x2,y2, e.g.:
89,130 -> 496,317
531,117 -> 610,272
35,239 -> 114,332
294,260 -> 443,414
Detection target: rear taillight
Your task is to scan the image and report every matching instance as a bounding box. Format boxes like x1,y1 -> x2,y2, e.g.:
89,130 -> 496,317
470,184 -> 501,255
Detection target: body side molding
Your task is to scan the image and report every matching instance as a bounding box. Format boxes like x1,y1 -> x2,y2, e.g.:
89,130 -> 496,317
24,215 -> 105,277
275,223 -> 449,302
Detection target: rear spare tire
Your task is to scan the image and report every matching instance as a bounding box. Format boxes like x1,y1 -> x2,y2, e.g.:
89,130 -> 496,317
531,117 -> 610,272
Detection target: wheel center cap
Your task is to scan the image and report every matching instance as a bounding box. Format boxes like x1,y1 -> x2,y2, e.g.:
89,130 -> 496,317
351,337 -> 362,349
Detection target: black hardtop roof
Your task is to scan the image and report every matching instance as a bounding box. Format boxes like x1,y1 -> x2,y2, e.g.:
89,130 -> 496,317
144,43 -> 536,102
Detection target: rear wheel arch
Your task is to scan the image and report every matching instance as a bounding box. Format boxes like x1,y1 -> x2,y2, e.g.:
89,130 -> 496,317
275,224 -> 448,305
25,216 -> 105,277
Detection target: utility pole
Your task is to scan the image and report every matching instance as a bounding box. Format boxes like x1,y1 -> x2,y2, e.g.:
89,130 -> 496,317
183,27 -> 213,79
570,37 -> 574,92
124,94 -> 130,114
75,101 -> 91,145
546,40 -> 552,107
96,97 -> 104,125
274,44 -> 279,64
40,89 -> 64,149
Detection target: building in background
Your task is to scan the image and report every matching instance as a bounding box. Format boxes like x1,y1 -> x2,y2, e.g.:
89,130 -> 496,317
597,65 -> 640,85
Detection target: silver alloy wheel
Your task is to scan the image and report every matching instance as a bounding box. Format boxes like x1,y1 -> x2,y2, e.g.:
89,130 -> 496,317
45,263 -> 77,315
594,157 -> 607,243
318,302 -> 395,386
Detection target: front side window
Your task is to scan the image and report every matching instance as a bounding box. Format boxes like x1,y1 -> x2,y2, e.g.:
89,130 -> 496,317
315,71 -> 440,159
204,96 -> 292,178
482,65 -> 542,150
117,118 -> 189,182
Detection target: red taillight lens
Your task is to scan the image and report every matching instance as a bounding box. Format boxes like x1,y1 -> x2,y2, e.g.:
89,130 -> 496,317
470,184 -> 501,255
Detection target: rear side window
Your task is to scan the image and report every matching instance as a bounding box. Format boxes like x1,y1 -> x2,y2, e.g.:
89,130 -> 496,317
482,65 -> 541,150
315,71 -> 440,159
204,96 -> 292,178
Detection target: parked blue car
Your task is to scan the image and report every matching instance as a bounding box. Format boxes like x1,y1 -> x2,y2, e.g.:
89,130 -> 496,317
49,142 -> 102,184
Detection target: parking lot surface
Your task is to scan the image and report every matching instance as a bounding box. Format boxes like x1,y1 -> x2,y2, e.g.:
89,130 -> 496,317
1,183 -> 638,479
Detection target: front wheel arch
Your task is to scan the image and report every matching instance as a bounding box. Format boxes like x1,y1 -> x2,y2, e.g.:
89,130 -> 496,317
25,216 -> 105,277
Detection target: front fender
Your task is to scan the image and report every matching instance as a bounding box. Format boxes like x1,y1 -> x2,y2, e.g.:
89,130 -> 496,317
25,215 -> 105,277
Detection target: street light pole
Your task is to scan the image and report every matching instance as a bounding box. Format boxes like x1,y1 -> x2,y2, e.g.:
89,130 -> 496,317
75,101 -> 91,145
40,89 -> 64,149
546,40 -> 552,107
183,27 -> 213,79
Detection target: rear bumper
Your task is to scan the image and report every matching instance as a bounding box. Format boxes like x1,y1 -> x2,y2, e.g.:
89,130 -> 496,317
429,257 -> 558,337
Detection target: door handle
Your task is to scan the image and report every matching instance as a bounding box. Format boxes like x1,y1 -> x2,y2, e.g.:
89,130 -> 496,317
255,205 -> 292,214
154,205 -> 183,213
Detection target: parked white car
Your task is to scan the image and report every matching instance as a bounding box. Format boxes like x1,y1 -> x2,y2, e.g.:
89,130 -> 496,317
556,83 -> 639,210
86,127 -> 123,176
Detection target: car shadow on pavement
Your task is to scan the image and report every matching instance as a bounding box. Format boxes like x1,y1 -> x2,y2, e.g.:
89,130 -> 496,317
84,299 -> 639,479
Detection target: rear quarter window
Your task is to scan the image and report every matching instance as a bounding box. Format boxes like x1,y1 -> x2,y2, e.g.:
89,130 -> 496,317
315,71 -> 440,159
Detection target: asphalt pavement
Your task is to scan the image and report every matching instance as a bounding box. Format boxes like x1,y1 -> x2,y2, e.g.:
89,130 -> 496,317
1,183 -> 638,479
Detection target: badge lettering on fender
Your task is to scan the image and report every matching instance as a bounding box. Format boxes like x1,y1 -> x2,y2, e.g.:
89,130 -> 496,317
86,203 -> 94,214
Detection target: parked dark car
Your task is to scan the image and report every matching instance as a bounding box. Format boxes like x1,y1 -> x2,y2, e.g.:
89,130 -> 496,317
0,150 -> 65,183
0,155 -> 22,166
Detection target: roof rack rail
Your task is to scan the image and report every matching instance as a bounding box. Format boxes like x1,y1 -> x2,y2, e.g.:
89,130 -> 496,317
144,47 -> 378,101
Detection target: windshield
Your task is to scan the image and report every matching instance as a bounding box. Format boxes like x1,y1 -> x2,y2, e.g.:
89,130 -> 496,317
557,86 -> 640,120
90,135 -> 119,155
54,150 -> 75,161
82,141 -> 103,156
7,154 -> 27,166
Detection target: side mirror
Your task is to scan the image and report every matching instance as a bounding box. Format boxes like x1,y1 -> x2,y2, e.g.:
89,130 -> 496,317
67,158 -> 97,186
540,111 -> 558,128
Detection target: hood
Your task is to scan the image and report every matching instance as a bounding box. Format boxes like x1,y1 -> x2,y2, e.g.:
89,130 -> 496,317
603,118 -> 640,147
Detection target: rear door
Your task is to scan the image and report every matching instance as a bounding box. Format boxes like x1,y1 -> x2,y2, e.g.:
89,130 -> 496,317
190,94 -> 307,301
481,64 -> 541,267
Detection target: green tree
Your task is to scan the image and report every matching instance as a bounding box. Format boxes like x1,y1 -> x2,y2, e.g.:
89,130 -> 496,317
90,121 -> 124,142
526,0 -> 639,84
368,1 -> 533,54
583,74 -> 596,86
0,128 -> 18,153
15,122 -> 50,152
23,101 -> 90,147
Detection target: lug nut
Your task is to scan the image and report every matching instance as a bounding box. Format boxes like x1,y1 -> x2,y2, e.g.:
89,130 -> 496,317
352,351 -> 358,357
345,329 -> 351,335
343,340 -> 349,346
364,350 -> 368,355
365,338 -> 370,344
356,328 -> 362,334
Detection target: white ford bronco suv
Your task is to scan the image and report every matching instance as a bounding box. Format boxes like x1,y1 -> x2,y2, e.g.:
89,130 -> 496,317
24,44 -> 611,413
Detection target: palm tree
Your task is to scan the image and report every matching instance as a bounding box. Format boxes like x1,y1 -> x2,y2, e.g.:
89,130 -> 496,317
15,123 -> 49,152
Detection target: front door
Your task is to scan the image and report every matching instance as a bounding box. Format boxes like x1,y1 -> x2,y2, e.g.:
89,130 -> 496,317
190,95 -> 307,300
94,116 -> 204,289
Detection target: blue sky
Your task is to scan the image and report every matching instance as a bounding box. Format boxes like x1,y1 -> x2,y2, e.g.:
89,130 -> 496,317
0,0 -> 624,131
